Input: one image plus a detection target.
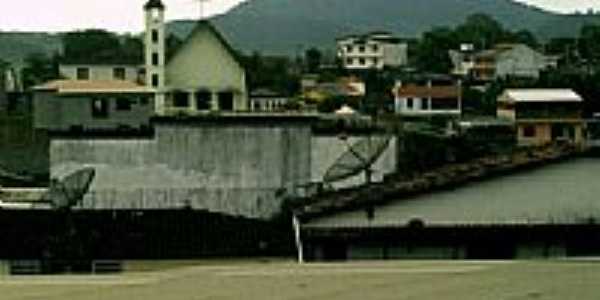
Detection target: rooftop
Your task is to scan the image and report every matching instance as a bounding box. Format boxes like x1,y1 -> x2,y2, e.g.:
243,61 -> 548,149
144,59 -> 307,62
33,80 -> 150,94
502,89 -> 583,103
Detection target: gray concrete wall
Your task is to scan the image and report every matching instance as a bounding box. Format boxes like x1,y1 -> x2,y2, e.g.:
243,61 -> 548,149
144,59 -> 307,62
311,135 -> 397,189
50,122 -> 312,219
34,92 -> 153,130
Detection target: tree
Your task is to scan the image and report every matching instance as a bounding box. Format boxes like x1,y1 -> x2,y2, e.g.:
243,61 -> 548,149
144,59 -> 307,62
305,47 -> 322,73
511,30 -> 538,49
21,53 -> 59,89
455,14 -> 507,50
579,25 -> 600,63
415,27 -> 457,73
62,29 -> 143,64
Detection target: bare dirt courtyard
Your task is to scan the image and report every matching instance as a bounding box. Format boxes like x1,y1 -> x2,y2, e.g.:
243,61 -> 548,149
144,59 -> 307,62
1,259 -> 599,300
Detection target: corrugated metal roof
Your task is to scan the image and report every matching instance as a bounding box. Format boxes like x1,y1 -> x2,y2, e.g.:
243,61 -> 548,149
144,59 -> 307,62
503,89 -> 583,103
33,80 -> 150,94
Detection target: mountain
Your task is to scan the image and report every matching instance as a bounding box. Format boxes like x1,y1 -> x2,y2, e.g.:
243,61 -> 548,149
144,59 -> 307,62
2,0 -> 600,66
191,0 -> 600,55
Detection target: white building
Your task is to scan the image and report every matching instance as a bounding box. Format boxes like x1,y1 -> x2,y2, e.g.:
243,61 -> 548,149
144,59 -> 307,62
392,78 -> 462,117
337,32 -> 408,70
59,64 -> 143,82
450,44 -> 556,81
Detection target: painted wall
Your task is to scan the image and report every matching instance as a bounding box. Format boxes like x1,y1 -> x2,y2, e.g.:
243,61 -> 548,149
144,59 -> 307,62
50,121 -> 312,219
59,65 -> 141,82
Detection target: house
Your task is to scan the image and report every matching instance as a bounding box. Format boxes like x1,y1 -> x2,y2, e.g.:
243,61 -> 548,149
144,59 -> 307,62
59,63 -> 143,83
450,44 -> 555,81
497,89 -> 584,147
336,32 -> 408,71
32,80 -> 153,131
249,88 -> 291,112
391,76 -> 462,117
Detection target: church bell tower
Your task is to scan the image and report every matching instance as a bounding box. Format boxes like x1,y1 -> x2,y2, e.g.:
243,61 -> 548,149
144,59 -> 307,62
144,0 -> 166,114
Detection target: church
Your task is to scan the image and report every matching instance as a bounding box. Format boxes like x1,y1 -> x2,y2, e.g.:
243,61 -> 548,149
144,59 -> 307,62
34,0 -> 248,131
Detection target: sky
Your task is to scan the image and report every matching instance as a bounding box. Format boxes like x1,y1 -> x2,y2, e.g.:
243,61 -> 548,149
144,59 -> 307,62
0,0 -> 599,33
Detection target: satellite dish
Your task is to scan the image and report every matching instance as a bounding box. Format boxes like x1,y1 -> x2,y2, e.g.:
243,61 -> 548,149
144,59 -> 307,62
41,168 -> 96,210
323,135 -> 391,184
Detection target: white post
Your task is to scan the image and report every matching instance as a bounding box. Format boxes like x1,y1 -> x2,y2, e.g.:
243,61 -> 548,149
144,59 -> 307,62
292,214 -> 304,264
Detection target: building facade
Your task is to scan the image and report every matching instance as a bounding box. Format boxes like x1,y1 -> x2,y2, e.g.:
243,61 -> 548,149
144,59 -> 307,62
392,78 -> 462,117
450,44 -> 555,81
337,32 -> 408,70
59,64 -> 143,83
33,80 -> 153,131
497,89 -> 584,147
249,89 -> 290,112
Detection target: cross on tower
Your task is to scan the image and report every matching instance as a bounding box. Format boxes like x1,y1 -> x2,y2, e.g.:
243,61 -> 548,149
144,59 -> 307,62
196,0 -> 211,20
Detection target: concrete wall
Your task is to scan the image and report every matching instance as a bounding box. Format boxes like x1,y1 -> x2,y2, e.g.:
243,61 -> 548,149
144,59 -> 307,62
50,121 -> 312,219
311,135 -> 397,189
34,92 -> 154,130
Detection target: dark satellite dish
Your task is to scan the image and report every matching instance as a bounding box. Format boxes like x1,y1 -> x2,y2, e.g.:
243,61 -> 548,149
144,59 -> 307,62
41,168 -> 96,210
323,135 -> 391,184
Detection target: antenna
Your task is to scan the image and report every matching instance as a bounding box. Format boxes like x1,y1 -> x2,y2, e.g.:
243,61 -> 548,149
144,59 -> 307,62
323,135 -> 392,185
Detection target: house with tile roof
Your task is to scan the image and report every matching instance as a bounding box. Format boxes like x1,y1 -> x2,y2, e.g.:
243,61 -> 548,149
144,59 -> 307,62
497,89 -> 585,148
391,76 -> 462,117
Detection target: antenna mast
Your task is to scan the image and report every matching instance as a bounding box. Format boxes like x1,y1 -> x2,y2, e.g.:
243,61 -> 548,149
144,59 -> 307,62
197,0 -> 211,20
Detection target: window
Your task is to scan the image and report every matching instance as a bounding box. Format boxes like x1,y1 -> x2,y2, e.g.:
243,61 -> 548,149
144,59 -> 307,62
523,125 -> 536,138
406,98 -> 413,109
91,98 -> 109,118
152,52 -> 159,66
173,91 -> 189,108
346,45 -> 353,52
359,46 -> 365,53
76,67 -> 90,80
195,91 -> 212,110
151,74 -> 159,87
218,92 -> 234,111
372,58 -> 379,65
346,58 -> 353,65
372,44 -> 379,52
113,67 -> 126,80
359,58 -> 366,65
152,29 -> 159,43
116,97 -> 132,111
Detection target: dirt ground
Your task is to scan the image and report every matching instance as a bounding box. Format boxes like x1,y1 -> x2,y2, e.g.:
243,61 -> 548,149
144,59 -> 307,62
1,259 -> 599,300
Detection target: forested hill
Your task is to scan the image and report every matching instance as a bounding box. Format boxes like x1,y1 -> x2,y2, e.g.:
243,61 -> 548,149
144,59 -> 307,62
2,0 -> 600,63
194,0 -> 600,55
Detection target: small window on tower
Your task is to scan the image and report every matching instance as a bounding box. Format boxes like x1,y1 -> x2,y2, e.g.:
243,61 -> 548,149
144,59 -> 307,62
152,74 -> 159,87
152,29 -> 159,43
152,53 -> 159,66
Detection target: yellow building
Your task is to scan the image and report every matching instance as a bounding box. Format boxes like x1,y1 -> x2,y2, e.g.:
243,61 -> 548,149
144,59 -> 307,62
497,89 -> 584,147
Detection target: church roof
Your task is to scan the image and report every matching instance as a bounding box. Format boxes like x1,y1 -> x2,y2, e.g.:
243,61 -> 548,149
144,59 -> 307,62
167,20 -> 244,69
144,0 -> 165,10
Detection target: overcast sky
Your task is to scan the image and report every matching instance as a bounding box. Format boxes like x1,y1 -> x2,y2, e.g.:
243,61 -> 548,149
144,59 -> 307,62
0,0 -> 599,33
